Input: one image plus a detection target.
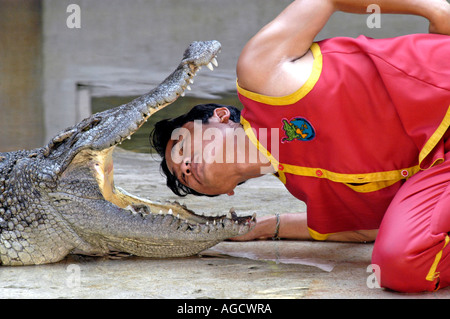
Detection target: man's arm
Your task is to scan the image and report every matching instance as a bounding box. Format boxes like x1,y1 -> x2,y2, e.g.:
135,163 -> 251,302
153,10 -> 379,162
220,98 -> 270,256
237,0 -> 334,96
334,0 -> 450,35
237,0 -> 450,97
231,213 -> 312,241
231,213 -> 378,243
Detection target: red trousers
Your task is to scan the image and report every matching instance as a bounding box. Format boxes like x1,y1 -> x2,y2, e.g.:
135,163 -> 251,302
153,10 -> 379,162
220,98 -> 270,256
372,150 -> 450,292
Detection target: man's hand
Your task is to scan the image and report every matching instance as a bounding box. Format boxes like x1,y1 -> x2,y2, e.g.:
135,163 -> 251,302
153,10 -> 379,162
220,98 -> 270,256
229,215 -> 277,241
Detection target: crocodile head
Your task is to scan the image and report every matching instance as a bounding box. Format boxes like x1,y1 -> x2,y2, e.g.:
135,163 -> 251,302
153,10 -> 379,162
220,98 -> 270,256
0,41 -> 256,266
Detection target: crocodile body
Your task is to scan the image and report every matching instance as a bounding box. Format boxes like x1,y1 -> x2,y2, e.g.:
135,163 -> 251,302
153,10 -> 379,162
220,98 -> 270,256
0,41 -> 255,266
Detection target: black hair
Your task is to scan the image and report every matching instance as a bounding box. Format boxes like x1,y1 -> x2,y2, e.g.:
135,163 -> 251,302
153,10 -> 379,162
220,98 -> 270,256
150,103 -> 241,197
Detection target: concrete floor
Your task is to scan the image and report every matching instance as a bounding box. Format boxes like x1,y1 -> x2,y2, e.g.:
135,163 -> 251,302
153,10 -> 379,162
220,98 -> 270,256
2,241 -> 449,299
1,151 -> 449,299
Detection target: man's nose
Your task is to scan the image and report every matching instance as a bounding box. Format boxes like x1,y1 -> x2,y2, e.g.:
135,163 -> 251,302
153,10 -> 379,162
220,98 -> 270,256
180,158 -> 192,175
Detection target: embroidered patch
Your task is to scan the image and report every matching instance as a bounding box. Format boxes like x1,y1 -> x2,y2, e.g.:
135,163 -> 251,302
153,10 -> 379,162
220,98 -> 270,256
281,117 -> 315,142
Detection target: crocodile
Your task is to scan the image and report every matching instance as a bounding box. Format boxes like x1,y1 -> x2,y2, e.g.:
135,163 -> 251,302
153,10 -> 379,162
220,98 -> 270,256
0,40 -> 255,266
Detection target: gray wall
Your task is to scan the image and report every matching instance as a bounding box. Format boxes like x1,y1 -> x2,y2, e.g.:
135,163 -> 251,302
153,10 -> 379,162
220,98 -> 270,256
1,0 -> 429,151
0,0 -> 43,151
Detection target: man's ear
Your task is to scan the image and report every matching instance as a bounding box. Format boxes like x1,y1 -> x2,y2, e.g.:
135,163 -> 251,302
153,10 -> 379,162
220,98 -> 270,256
213,107 -> 231,123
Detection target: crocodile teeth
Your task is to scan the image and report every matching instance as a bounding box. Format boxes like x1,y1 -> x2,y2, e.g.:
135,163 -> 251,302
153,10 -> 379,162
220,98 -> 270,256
186,85 -> 191,91
227,208 -> 237,220
211,57 -> 218,67
206,62 -> 214,71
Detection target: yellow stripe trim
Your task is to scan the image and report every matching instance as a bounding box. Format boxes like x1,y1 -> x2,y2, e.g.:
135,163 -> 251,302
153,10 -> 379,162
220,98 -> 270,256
241,116 -> 279,172
237,43 -> 323,106
343,179 -> 400,193
280,163 -> 420,184
426,234 -> 450,282
419,105 -> 450,169
308,227 -> 333,241
277,171 -> 287,184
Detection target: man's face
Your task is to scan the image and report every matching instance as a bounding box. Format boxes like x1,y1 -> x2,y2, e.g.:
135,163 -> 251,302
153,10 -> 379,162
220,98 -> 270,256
164,109 -> 243,196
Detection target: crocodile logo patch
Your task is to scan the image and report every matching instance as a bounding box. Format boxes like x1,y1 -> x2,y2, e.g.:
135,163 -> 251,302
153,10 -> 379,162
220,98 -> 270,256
281,117 -> 315,142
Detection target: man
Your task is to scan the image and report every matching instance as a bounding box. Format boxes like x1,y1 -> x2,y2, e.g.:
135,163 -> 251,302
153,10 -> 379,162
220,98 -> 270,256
151,0 -> 450,292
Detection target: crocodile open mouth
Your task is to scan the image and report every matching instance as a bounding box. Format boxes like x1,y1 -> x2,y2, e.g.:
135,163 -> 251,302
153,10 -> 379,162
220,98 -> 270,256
65,146 -> 256,236
61,43 -> 256,236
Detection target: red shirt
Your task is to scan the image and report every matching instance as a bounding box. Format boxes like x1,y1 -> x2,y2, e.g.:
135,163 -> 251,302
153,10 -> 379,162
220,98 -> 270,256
238,34 -> 450,239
